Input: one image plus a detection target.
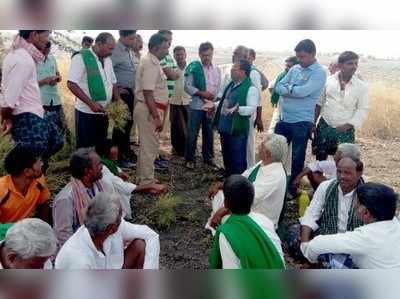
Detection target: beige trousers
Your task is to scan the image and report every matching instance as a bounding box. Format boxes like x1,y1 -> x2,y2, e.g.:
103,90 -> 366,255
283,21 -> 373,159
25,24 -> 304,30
134,101 -> 160,185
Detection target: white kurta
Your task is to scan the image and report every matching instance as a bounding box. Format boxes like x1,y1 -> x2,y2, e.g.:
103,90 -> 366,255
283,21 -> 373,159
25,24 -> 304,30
55,220 -> 160,269
246,70 -> 263,168
102,166 -> 136,220
207,162 -> 287,229
301,218 -> 400,269
219,212 -> 284,269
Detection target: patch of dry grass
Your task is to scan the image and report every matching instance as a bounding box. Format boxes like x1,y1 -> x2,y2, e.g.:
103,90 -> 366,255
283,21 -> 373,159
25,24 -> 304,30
359,81 -> 400,139
149,193 -> 182,230
0,136 -> 13,176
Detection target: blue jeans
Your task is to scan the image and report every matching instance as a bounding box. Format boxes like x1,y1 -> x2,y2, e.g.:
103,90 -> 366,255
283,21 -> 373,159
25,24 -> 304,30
185,109 -> 214,162
275,121 -> 313,192
220,133 -> 248,176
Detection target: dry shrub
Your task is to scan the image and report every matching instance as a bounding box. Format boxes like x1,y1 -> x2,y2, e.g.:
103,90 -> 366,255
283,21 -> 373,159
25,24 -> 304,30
150,193 -> 182,229
359,81 -> 400,139
105,101 -> 131,132
0,136 -> 14,176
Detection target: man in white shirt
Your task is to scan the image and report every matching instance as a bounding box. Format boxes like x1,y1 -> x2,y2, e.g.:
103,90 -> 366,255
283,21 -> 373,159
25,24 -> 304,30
0,218 -> 56,269
55,192 -> 160,269
208,133 -> 288,229
287,156 -> 365,260
314,51 -> 369,159
67,32 -> 122,149
209,175 -> 284,269
293,143 -> 361,191
301,182 -> 400,269
214,59 -> 260,176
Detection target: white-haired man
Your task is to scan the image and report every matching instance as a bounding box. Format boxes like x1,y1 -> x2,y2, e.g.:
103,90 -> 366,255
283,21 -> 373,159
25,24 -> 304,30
207,133 -> 288,229
293,143 -> 361,191
55,192 -> 160,269
0,218 -> 57,269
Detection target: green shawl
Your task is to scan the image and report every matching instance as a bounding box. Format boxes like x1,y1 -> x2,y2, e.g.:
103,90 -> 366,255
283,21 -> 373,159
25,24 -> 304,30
209,214 -> 285,269
270,71 -> 286,107
101,158 -> 120,176
184,61 -> 206,91
247,163 -> 262,183
0,223 -> 13,241
80,49 -> 107,102
213,77 -> 252,136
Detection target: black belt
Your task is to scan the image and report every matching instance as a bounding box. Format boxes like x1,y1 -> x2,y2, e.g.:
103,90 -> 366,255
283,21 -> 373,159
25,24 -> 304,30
43,105 -> 62,112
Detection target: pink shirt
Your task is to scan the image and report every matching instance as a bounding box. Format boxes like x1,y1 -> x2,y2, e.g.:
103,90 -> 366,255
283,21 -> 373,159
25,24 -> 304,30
1,48 -> 44,118
203,64 -> 220,96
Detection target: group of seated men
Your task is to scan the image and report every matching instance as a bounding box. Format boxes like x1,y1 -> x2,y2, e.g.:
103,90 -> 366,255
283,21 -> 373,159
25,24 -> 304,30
0,132 -> 399,269
206,134 -> 400,269
0,144 -> 160,269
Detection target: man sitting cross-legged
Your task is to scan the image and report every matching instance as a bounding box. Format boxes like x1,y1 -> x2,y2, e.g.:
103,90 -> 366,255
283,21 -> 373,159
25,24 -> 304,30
53,148 -> 116,247
207,133 -> 288,229
55,192 -> 160,269
301,182 -> 400,269
209,175 -> 285,269
287,156 -> 365,264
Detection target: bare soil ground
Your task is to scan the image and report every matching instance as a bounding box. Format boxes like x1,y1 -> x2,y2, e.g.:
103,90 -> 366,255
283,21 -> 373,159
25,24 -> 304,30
46,133 -> 400,269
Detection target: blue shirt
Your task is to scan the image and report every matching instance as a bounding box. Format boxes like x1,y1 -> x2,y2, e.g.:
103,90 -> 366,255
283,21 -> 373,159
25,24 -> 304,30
275,62 -> 327,123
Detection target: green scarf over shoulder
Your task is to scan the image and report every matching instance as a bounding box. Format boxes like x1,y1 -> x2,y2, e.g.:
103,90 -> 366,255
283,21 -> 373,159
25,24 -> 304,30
80,49 -> 107,102
0,224 -> 13,241
184,61 -> 206,91
101,158 -> 120,176
209,214 -> 285,269
213,77 -> 252,136
270,71 -> 286,107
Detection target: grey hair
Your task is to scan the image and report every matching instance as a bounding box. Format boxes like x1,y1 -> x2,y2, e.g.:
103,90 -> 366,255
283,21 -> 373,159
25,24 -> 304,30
70,148 -> 97,179
263,133 -> 288,163
95,32 -> 115,45
337,143 -> 361,160
235,45 -> 249,60
84,192 -> 121,236
4,219 -> 57,260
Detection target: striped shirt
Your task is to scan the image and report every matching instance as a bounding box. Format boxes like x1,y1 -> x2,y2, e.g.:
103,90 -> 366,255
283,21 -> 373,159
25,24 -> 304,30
160,54 -> 177,98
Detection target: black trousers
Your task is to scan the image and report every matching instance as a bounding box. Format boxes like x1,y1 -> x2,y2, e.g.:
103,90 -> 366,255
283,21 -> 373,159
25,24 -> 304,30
75,109 -> 108,149
170,104 -> 188,156
112,88 -> 135,159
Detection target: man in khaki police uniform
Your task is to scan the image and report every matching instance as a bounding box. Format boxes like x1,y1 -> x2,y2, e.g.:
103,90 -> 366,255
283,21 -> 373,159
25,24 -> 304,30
134,33 -> 170,192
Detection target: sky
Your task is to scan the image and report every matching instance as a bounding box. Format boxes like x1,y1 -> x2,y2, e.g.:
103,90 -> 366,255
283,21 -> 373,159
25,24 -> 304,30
82,30 -> 400,59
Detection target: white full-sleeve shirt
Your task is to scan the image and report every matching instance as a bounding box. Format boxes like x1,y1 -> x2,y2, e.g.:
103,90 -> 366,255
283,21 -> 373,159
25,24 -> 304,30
300,179 -> 356,233
318,73 -> 369,129
307,160 -> 337,180
55,220 -> 160,269
208,162 -> 286,230
242,162 -> 287,227
219,212 -> 284,269
101,166 -> 136,219
301,218 -> 400,269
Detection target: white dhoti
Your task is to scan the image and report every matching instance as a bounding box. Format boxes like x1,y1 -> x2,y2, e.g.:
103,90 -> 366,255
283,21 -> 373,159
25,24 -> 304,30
246,114 -> 256,168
